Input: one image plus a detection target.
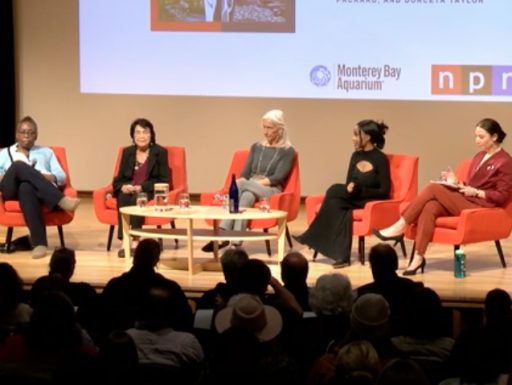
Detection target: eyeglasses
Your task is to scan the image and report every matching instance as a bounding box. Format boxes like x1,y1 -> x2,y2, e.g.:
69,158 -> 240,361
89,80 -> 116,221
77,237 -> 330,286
17,130 -> 36,136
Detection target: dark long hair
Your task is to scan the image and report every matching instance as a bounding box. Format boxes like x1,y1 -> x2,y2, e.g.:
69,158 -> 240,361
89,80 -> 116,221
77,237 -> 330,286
130,118 -> 156,144
357,120 -> 389,150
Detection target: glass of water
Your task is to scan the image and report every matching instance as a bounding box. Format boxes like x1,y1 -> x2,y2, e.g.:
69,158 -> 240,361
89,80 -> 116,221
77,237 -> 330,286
259,197 -> 270,213
154,183 -> 169,212
179,193 -> 190,210
136,192 -> 147,209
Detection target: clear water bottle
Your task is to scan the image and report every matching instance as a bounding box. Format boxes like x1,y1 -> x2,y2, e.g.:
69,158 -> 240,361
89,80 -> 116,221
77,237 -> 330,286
454,248 -> 466,279
229,173 -> 239,213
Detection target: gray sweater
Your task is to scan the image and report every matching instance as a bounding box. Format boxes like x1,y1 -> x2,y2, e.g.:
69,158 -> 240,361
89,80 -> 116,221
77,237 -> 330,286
240,143 -> 295,188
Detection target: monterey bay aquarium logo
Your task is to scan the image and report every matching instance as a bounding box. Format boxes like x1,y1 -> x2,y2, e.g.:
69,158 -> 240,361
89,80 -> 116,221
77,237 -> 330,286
431,65 -> 512,96
310,64 -> 401,92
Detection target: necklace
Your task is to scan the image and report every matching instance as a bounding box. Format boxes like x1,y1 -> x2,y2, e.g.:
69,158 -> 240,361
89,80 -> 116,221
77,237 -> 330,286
254,145 -> 280,179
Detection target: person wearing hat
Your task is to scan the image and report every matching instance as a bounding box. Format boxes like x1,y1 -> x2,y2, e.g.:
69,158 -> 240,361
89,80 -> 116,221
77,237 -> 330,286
200,295 -> 299,385
307,294 -> 401,385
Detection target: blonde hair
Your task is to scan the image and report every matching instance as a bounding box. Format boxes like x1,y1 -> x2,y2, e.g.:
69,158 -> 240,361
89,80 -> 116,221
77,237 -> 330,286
261,110 -> 292,148
335,341 -> 380,383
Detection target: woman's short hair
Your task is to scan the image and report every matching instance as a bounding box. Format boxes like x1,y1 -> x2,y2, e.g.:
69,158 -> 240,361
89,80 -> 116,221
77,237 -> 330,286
335,341 -> 380,385
356,120 -> 389,150
262,110 -> 292,148
130,118 -> 156,144
309,273 -> 355,316
477,118 -> 506,143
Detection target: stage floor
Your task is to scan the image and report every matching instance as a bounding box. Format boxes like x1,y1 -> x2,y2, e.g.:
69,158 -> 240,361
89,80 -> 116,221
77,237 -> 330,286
1,198 -> 510,304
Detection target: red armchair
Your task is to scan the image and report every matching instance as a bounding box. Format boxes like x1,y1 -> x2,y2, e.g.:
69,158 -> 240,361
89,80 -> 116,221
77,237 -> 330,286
0,147 -> 77,251
305,154 -> 418,264
93,146 -> 187,251
404,159 -> 512,268
200,149 -> 300,256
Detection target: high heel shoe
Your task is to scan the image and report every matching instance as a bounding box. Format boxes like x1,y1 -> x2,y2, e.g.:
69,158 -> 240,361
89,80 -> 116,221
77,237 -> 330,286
403,257 -> 426,276
371,228 -> 404,243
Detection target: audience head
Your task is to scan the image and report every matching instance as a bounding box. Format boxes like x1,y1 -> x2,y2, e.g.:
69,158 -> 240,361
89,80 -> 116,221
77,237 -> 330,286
49,247 -> 76,281
130,118 -> 156,148
280,251 -> 309,286
368,243 -> 398,280
402,287 -> 443,340
215,294 -> 282,342
335,341 -> 380,385
30,275 -> 66,307
238,259 -> 271,297
132,239 -> 161,271
353,120 -> 389,150
0,263 -> 24,314
16,116 -> 38,149
351,294 -> 390,340
475,118 -> 506,150
485,288 -> 511,325
220,248 -> 249,285
97,331 -> 140,385
261,110 -> 291,148
376,359 -> 429,385
27,291 -> 82,352
309,273 -> 354,316
140,280 -> 182,332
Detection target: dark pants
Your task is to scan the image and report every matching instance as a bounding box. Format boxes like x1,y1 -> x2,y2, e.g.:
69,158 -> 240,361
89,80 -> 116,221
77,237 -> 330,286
0,161 -> 63,247
116,192 -> 153,240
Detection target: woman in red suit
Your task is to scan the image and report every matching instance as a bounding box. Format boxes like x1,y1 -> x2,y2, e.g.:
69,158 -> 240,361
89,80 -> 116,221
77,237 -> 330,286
373,119 -> 512,275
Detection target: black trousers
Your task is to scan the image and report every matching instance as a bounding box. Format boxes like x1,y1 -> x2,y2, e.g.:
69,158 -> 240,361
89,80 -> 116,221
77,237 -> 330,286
116,192 -> 153,240
0,161 -> 63,247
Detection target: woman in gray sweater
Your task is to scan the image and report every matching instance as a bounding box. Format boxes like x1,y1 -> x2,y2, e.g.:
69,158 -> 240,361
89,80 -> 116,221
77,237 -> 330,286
202,110 -> 295,252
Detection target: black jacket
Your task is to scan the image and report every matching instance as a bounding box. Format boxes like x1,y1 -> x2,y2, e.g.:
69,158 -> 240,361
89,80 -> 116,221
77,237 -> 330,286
112,144 -> 169,196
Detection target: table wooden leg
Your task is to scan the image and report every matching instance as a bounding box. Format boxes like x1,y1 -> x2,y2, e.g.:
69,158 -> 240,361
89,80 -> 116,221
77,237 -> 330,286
121,212 -> 131,268
187,218 -> 194,274
277,217 -> 286,263
213,220 -> 219,261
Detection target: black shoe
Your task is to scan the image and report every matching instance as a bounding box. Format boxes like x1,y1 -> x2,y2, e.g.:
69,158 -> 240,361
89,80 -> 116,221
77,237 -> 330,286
403,257 -> 426,276
371,228 -> 404,243
332,259 -> 350,269
201,241 -> 230,253
118,248 -> 135,258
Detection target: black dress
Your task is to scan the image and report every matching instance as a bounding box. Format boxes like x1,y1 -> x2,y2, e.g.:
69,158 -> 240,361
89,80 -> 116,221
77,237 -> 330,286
296,148 -> 391,262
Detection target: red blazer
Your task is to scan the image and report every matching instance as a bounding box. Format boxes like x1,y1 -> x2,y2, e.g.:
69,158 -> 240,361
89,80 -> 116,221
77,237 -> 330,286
466,149 -> 512,208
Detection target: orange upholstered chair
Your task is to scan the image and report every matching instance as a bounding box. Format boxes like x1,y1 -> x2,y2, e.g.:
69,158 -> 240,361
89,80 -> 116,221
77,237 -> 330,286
93,146 -> 187,251
200,149 -> 300,256
305,154 -> 418,264
404,159 -> 512,268
0,147 -> 77,250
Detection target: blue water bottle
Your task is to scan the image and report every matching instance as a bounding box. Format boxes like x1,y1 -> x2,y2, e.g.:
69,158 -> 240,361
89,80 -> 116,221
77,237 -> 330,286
454,248 -> 466,279
228,173 -> 239,213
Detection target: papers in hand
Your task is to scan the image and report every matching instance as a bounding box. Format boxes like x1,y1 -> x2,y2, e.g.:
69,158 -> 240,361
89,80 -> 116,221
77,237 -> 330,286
429,181 -> 460,189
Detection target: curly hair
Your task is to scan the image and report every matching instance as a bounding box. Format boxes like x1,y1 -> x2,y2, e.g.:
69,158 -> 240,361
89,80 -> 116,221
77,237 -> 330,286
309,273 -> 355,316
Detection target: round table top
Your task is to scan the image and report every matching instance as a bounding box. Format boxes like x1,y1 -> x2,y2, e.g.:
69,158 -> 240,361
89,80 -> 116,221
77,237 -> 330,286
119,205 -> 287,220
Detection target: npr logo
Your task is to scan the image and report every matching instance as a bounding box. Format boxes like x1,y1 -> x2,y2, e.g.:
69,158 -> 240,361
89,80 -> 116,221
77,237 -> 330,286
431,65 -> 512,96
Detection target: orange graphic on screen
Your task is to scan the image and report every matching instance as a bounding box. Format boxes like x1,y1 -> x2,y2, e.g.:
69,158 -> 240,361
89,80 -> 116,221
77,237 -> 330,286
150,0 -> 295,33
431,65 -> 461,95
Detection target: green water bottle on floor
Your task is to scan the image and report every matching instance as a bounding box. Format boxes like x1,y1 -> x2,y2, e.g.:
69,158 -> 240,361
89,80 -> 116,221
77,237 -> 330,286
454,248 -> 466,279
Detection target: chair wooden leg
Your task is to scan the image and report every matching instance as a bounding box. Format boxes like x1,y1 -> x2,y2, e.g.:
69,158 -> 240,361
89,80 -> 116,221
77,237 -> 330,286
358,236 -> 365,265
157,225 -> 163,251
4,228 -> 14,254
263,229 -> 271,257
57,226 -> 65,247
107,225 -> 115,251
286,226 -> 293,249
171,221 -> 179,248
495,240 -> 507,268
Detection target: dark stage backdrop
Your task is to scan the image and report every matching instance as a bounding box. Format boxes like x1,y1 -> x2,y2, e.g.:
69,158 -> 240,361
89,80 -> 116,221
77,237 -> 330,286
0,0 -> 15,148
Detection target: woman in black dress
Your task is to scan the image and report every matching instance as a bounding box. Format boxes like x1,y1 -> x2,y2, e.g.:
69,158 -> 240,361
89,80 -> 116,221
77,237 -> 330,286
293,120 -> 391,268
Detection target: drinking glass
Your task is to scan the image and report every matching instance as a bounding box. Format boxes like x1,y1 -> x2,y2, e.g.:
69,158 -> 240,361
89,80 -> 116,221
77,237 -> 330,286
154,183 -> 169,212
221,194 -> 229,211
259,197 -> 270,213
439,166 -> 453,182
136,192 -> 147,209
179,193 -> 191,210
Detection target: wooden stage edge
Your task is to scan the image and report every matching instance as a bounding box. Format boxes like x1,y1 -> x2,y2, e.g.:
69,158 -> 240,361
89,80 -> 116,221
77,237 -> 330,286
1,198 -> 511,306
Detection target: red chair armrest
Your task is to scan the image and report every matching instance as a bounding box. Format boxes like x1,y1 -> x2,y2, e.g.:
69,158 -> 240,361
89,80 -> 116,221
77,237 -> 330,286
200,189 -> 225,206
268,191 -> 293,211
457,208 -> 512,243
93,185 -> 113,215
305,194 -> 325,225
168,184 -> 186,206
361,200 -> 402,230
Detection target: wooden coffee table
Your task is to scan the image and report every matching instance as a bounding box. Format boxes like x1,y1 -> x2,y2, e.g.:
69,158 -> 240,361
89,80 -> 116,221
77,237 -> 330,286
119,205 -> 288,275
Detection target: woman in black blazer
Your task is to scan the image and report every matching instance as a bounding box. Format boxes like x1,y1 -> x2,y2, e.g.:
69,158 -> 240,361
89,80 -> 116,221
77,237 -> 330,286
113,119 -> 169,257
